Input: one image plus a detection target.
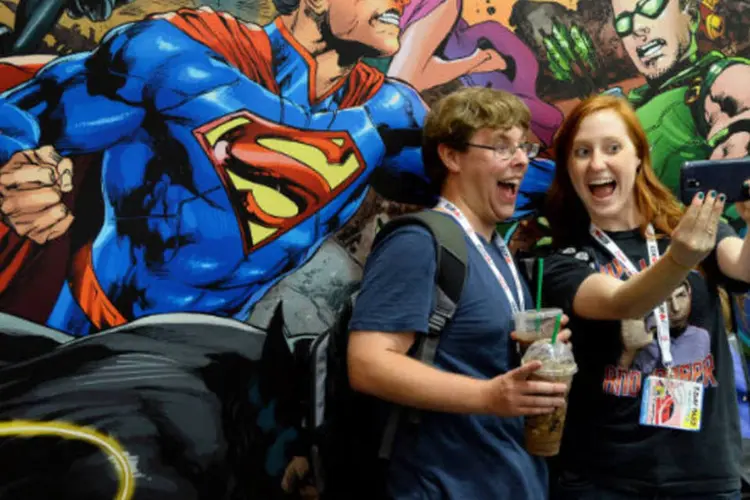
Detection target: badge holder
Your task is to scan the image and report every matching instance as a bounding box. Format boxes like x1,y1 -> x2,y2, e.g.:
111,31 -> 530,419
639,365 -> 704,431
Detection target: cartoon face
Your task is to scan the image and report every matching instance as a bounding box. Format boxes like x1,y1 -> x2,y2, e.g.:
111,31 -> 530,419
567,109 -> 642,229
668,281 -> 691,329
611,0 -> 694,81
453,126 -> 531,223
327,0 -> 411,57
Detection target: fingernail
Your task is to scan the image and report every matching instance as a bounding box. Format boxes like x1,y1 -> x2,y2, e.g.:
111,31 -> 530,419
719,194 -> 726,203
50,151 -> 62,163
698,192 -> 705,200
61,171 -> 73,190
709,190 -> 717,199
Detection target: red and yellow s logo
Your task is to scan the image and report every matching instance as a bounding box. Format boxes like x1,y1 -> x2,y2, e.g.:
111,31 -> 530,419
194,110 -> 366,254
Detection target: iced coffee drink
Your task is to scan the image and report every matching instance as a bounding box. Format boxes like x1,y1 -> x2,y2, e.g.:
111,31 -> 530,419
521,339 -> 578,456
513,308 -> 563,342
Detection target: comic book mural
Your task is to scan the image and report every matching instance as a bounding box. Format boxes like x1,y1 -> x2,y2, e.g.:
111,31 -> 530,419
0,0 -> 749,498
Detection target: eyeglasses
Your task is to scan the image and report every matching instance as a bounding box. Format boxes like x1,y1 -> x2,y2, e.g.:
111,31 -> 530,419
465,141 -> 540,160
614,0 -> 668,37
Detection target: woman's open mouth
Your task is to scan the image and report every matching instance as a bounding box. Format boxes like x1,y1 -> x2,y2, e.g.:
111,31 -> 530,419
588,179 -> 617,199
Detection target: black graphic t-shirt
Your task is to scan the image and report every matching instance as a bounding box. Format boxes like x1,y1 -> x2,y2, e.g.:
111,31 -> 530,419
540,222 -> 748,495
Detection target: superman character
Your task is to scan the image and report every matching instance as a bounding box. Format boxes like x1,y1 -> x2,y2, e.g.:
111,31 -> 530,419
0,0 -> 443,336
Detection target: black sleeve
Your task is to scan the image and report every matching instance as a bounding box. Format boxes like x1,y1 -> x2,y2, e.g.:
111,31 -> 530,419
704,222 -> 750,294
538,247 -> 598,315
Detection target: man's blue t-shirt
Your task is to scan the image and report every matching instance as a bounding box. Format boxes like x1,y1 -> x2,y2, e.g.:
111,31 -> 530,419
349,212 -> 548,500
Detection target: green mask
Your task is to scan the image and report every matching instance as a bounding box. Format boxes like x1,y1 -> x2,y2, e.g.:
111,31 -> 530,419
614,0 -> 669,37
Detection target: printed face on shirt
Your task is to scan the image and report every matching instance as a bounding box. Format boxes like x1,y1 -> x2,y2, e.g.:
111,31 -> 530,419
668,281 -> 691,330
568,109 -> 642,228
324,0 -> 411,57
646,280 -> 692,334
451,126 -> 531,223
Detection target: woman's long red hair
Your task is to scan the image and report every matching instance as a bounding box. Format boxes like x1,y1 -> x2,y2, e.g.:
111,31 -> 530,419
545,95 -> 684,247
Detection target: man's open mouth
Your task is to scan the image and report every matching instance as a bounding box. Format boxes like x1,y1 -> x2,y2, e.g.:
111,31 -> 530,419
498,179 -> 520,196
588,178 -> 617,199
376,9 -> 402,26
636,39 -> 666,63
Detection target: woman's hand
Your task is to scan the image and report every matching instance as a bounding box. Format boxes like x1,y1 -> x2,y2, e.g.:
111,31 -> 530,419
667,191 -> 725,268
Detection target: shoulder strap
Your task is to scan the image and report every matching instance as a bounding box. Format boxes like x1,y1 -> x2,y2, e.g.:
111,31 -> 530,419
373,210 -> 468,459
372,210 -> 468,309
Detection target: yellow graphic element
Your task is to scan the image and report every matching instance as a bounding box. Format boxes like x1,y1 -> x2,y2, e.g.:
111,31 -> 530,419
249,221 -> 279,244
461,0 -> 578,28
204,117 -> 251,146
702,0 -> 719,9
705,13 -> 725,40
227,171 -> 299,218
0,420 -> 135,500
258,138 -> 360,190
687,409 -> 701,429
332,138 -> 344,147
654,384 -> 666,397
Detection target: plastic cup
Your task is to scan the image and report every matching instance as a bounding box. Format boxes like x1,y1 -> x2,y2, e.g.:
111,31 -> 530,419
521,339 -> 578,456
513,308 -> 563,342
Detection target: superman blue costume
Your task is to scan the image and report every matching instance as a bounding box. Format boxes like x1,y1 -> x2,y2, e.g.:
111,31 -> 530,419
0,8 -> 437,335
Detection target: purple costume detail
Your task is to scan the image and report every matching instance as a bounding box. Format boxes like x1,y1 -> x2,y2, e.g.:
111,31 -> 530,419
401,0 -> 563,145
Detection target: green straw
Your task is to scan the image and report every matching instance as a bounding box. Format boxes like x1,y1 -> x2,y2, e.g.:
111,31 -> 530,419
550,314 -> 562,344
536,258 -> 544,310
535,258 -> 544,333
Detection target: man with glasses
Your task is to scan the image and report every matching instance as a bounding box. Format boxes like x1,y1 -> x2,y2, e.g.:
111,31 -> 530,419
610,0 -> 750,215
348,87 -> 568,500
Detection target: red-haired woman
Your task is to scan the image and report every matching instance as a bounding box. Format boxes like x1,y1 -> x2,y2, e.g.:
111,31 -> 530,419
539,94 -> 750,500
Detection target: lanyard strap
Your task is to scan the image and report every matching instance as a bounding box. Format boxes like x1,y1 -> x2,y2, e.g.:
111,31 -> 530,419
589,224 -> 673,367
436,198 -> 524,315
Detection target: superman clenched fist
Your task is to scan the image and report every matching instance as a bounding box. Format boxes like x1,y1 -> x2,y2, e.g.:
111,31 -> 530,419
0,146 -> 74,244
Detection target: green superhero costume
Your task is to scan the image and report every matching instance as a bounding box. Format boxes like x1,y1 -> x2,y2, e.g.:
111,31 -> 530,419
627,51 -> 750,224
543,12 -> 750,224
628,52 -> 750,193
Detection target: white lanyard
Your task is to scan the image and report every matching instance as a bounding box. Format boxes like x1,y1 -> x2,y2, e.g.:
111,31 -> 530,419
436,198 -> 525,314
589,223 -> 673,367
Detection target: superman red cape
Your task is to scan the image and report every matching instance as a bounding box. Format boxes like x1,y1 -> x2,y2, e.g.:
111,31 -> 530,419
0,60 -> 98,326
0,9 -> 386,329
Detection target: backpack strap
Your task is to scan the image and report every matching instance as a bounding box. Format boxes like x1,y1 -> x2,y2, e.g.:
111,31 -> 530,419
372,210 -> 468,459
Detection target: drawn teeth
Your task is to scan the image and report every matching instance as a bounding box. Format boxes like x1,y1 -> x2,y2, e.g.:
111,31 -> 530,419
378,13 -> 401,25
638,39 -> 665,59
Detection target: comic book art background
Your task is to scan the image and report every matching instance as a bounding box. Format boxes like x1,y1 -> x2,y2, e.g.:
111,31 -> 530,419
0,0 -> 749,498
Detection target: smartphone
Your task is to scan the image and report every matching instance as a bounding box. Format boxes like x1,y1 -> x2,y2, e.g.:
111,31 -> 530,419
679,158 -> 750,205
